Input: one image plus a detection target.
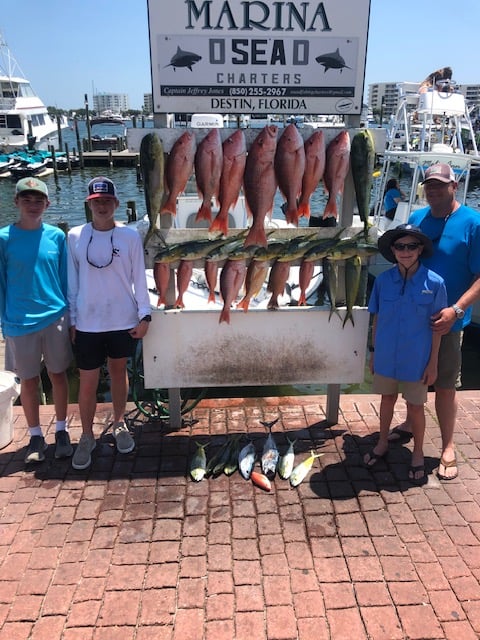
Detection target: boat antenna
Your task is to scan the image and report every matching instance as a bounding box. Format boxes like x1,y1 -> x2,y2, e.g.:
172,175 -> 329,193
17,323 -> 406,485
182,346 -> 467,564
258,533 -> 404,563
0,32 -> 26,80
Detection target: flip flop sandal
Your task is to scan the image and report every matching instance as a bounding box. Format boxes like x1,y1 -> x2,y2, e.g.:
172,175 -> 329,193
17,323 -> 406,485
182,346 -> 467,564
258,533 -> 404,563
437,456 -> 458,481
364,448 -> 388,468
408,464 -> 427,485
387,426 -> 413,444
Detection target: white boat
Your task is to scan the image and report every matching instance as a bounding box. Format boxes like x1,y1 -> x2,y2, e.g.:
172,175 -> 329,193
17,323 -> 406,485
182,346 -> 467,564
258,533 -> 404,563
368,77 -> 480,324
0,33 -> 68,152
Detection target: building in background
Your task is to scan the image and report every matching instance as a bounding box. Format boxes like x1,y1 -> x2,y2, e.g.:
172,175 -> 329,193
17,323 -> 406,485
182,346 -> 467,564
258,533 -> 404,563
143,93 -> 153,115
93,92 -> 129,115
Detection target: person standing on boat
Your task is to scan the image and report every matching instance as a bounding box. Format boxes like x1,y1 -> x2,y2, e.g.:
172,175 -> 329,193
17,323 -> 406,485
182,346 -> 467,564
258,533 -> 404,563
68,177 -> 151,470
0,177 -> 73,464
366,225 -> 447,484
383,178 -> 405,220
387,163 -> 480,481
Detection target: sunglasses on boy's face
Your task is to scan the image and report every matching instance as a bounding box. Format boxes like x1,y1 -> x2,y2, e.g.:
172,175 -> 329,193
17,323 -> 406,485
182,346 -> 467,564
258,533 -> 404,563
392,242 -> 422,251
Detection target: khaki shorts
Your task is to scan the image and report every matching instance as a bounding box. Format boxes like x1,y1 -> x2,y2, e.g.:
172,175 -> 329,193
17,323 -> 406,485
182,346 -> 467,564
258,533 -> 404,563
436,331 -> 463,389
373,373 -> 427,405
5,314 -> 73,380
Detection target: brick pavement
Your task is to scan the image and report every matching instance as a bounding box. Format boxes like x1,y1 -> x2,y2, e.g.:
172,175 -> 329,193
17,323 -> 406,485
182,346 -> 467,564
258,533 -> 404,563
0,391 -> 480,639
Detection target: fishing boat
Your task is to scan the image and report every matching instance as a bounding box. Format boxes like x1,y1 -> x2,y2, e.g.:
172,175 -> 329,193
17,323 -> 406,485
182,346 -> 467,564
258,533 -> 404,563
90,111 -> 125,126
0,33 -> 68,152
368,75 -> 480,323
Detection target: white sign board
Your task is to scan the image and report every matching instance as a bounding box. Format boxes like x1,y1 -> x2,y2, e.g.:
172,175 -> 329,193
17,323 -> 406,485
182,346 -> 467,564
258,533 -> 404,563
142,307 -> 369,389
147,0 -> 371,116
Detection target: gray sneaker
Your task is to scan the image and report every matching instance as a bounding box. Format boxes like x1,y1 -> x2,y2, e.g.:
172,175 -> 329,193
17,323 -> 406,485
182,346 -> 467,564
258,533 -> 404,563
24,435 -> 47,464
113,421 -> 135,454
72,434 -> 96,470
55,430 -> 73,459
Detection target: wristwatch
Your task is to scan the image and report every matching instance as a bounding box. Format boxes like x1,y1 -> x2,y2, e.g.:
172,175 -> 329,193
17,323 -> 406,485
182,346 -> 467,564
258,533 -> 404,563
452,304 -> 465,319
140,315 -> 152,323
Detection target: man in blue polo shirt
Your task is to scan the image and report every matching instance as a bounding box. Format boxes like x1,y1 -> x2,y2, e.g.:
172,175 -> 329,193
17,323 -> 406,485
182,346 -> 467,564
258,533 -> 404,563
387,163 -> 480,480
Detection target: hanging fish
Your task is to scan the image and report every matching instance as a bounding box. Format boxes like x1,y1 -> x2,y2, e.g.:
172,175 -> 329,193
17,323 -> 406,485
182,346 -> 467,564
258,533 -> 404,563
298,129 -> 326,220
278,436 -> 296,480
290,450 -> 324,487
324,258 -> 341,322
343,255 -> 362,328
260,418 -> 280,479
139,132 -> 164,246
323,130 -> 351,220
189,441 -> 209,482
251,470 -> 272,492
238,440 -> 256,480
350,129 -> 375,235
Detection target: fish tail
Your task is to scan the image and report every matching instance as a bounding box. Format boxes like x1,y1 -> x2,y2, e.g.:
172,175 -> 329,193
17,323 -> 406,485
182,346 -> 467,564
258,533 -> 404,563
342,311 -> 355,328
209,212 -> 228,236
323,198 -> 338,219
297,201 -> 311,219
236,297 -> 250,312
207,291 -> 216,304
284,206 -> 299,226
174,296 -> 185,309
244,226 -> 268,248
219,306 -> 231,324
195,201 -> 213,222
161,194 -> 177,216
298,292 -> 307,306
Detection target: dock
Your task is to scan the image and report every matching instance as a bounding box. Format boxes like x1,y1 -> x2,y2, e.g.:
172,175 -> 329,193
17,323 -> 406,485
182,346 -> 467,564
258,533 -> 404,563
81,150 -> 139,167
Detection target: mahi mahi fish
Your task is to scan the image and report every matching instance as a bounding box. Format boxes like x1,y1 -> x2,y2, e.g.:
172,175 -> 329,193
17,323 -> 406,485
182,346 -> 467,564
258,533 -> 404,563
343,255 -> 362,328
243,125 -> 278,248
278,436 -> 296,480
323,130 -> 351,220
350,129 -> 375,233
275,123 -> 305,226
211,129 -> 247,236
161,131 -> 196,216
189,441 -> 209,482
194,128 -> 223,223
139,132 -> 164,244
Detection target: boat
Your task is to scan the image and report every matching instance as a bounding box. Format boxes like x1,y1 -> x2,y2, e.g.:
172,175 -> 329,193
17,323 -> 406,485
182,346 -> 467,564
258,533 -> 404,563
368,75 -> 480,324
0,33 -> 68,152
90,110 -> 124,126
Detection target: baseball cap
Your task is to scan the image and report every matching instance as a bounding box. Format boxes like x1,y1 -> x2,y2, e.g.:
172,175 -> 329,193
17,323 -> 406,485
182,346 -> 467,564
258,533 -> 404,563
422,163 -> 456,184
86,176 -> 118,200
15,177 -> 49,198
378,223 -> 434,263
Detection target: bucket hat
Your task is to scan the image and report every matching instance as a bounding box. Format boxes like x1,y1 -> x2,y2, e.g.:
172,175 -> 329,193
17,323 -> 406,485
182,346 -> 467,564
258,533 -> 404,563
378,223 -> 434,263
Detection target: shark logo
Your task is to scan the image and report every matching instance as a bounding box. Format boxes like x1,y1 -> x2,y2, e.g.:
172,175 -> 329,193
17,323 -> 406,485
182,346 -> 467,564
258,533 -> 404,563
315,48 -> 351,73
165,46 -> 202,71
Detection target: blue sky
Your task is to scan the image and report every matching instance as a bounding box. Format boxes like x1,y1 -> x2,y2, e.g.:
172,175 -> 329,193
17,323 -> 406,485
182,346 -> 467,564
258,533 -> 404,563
1,0 -> 477,110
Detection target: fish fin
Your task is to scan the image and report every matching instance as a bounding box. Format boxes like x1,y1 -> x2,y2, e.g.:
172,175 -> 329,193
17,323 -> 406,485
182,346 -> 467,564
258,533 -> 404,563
219,307 -> 231,324
207,292 -> 216,304
174,296 -> 185,309
160,195 -> 177,216
284,206 -> 299,226
297,202 -> 311,219
195,201 -> 213,222
209,213 -> 228,236
236,297 -> 250,312
342,311 -> 355,328
298,292 -> 307,306
323,198 -> 338,219
244,227 -> 268,248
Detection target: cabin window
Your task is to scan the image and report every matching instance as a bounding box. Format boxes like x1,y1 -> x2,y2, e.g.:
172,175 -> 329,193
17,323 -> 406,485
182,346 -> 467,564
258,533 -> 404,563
31,114 -> 45,126
6,115 -> 22,129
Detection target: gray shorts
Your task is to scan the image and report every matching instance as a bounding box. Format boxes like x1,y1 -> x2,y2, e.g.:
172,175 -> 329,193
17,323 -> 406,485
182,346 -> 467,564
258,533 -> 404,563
373,373 -> 428,405
5,314 -> 73,380
436,331 -> 463,389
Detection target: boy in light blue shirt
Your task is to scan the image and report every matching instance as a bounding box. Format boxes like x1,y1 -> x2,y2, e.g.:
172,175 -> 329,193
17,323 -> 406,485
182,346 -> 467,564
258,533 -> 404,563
366,224 -> 447,484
